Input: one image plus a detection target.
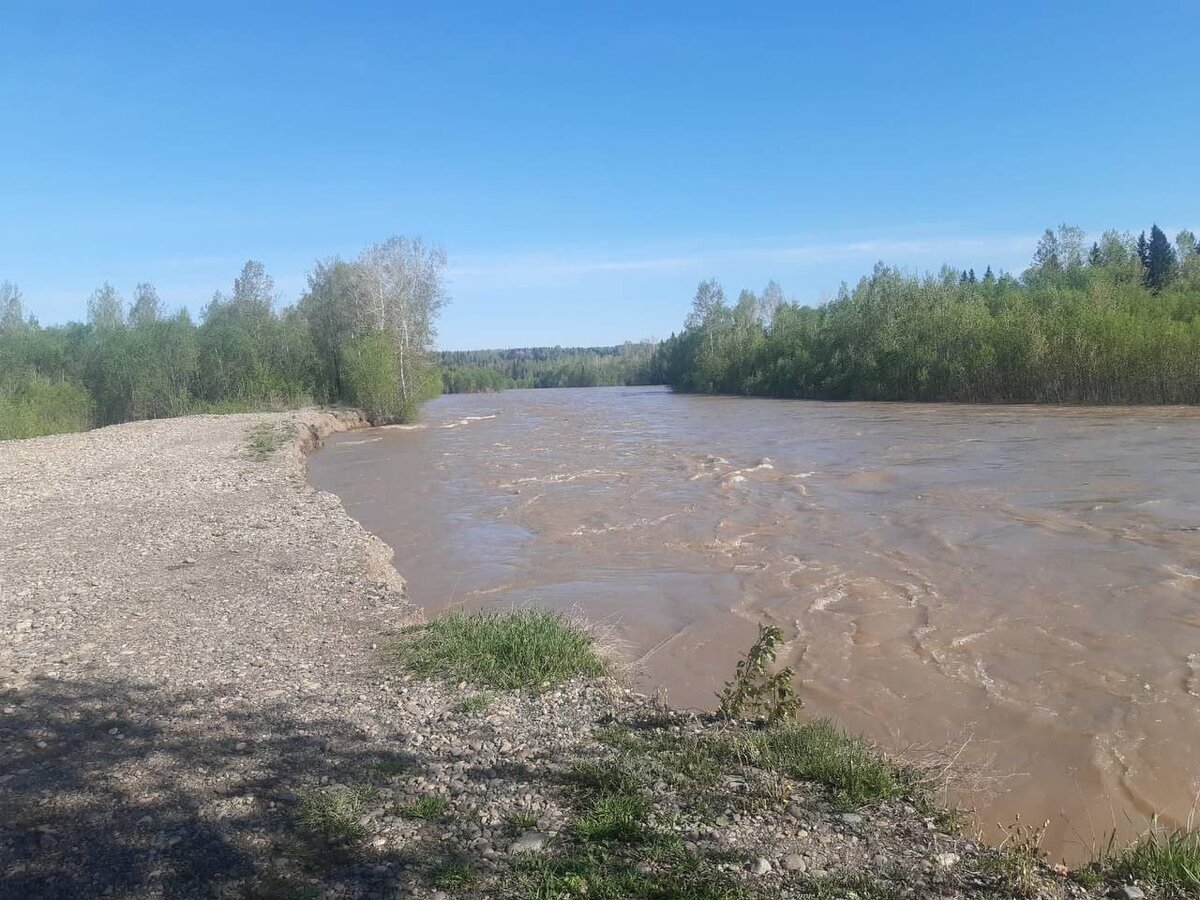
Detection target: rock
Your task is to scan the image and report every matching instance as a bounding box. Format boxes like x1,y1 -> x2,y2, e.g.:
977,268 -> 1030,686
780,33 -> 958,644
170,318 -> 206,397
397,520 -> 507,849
783,853 -> 807,872
15,621 -> 32,633
748,857 -> 771,875
840,812 -> 864,826
1113,887 -> 1146,900
933,852 -> 960,868
510,831 -> 549,853
786,802 -> 805,820
432,892 -> 448,900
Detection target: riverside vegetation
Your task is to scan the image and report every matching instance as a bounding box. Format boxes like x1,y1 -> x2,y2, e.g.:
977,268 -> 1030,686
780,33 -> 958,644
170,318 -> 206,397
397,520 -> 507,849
0,235 -> 446,440
655,224 -> 1200,404
437,343 -> 660,394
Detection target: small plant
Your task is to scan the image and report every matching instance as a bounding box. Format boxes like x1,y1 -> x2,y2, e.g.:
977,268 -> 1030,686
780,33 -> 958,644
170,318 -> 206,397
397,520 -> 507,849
982,815 -> 1049,897
398,794 -> 450,820
455,692 -> 493,715
1103,820 -> 1200,897
387,609 -> 605,691
507,809 -> 540,830
296,785 -> 377,843
717,623 -> 803,723
244,422 -> 291,460
575,792 -> 653,843
433,858 -> 476,888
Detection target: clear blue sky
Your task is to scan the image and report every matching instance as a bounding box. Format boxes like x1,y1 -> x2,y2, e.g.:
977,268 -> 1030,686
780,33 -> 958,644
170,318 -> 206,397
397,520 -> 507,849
3,2 -> 1198,349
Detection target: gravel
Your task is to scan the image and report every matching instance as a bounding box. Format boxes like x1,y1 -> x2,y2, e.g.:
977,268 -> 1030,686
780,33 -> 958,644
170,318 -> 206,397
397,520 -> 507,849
0,410 -> 1119,899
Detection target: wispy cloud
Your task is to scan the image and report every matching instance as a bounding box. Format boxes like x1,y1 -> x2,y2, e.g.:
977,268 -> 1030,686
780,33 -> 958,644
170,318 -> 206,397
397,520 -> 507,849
447,233 -> 1038,287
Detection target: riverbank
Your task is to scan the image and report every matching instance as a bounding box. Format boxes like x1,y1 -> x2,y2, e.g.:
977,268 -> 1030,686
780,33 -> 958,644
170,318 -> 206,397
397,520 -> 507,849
0,410 -> 1172,898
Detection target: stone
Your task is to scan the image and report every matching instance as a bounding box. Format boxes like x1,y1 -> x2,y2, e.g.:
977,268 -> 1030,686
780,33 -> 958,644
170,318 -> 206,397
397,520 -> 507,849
15,621 -> 32,633
510,831 -> 549,853
783,853 -> 807,872
933,852 -> 960,868
749,857 -> 771,876
840,812 -> 864,826
786,802 -> 805,820
1113,887 -> 1146,900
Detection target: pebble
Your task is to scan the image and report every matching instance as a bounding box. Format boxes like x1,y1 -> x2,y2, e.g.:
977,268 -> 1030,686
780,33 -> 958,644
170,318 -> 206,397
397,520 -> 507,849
783,853 -> 807,872
509,831 -> 549,853
933,852 -> 960,868
1115,887 -> 1146,900
748,857 -> 771,875
840,812 -> 863,826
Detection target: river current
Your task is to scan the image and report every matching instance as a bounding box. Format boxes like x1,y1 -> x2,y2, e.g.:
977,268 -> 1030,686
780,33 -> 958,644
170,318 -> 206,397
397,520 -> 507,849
309,386 -> 1200,859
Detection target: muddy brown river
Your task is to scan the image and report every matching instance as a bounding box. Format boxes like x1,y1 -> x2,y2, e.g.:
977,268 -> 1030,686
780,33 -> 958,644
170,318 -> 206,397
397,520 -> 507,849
309,385 -> 1200,860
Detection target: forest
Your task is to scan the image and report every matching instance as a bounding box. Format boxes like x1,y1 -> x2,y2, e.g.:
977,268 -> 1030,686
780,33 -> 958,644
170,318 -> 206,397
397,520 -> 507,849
437,342 -> 659,393
655,225 -> 1200,404
0,237 -> 447,440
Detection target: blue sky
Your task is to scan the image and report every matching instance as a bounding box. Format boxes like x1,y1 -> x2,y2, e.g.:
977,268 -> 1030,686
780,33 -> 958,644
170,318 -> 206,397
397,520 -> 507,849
2,2 -> 1198,349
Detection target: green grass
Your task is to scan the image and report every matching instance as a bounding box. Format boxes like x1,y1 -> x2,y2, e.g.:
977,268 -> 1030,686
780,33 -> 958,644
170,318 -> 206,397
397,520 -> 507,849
1104,827 -> 1200,897
432,858 -> 476,889
732,720 -> 909,808
455,692 -> 494,715
507,810 -> 540,830
575,793 -> 653,842
386,609 -> 606,690
511,847 -> 753,900
295,785 -> 377,843
244,422 -> 292,460
398,794 -> 450,820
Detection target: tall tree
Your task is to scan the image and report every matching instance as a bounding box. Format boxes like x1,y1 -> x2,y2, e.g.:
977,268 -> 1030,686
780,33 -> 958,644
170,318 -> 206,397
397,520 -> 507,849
0,282 -> 26,334
87,283 -> 125,330
1088,242 -> 1103,267
1145,224 -> 1177,290
1032,229 -> 1061,271
128,283 -> 163,327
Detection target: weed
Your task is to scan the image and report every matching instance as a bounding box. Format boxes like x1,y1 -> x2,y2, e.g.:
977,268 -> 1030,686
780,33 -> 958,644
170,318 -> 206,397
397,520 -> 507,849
717,623 -> 803,724
1103,822 -> 1200,897
511,848 -> 752,900
793,873 -> 903,899
981,815 -> 1048,897
386,609 -> 605,690
575,793 -> 653,842
398,794 -> 450,820
432,858 -> 476,888
507,810 -> 540,830
455,692 -> 493,715
296,786 -> 377,843
244,422 -> 291,460
733,720 -> 908,808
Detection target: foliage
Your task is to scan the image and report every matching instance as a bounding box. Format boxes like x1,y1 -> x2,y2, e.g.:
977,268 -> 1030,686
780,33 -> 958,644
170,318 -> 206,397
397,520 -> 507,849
438,342 -> 661,393
716,623 -> 802,723
243,422 -> 292,461
656,223 -> 1200,404
386,609 -> 606,691
0,374 -> 91,440
0,240 -> 447,440
981,815 -> 1049,897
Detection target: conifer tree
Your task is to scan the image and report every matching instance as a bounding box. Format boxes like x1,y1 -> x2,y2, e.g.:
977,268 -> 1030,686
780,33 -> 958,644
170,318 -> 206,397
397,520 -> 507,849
1145,225 -> 1177,290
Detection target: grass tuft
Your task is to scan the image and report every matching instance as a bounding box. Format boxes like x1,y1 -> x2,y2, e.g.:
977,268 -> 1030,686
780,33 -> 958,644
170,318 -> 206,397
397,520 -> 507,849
244,422 -> 291,460
386,609 -> 605,690
1105,826 -> 1200,897
398,794 -> 450,820
733,720 -> 908,808
455,692 -> 494,715
296,785 -> 377,843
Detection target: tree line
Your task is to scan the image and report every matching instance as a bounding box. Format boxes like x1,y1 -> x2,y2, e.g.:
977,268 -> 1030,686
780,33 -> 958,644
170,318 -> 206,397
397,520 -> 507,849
438,343 -> 660,393
654,224 -> 1200,404
0,236 -> 447,440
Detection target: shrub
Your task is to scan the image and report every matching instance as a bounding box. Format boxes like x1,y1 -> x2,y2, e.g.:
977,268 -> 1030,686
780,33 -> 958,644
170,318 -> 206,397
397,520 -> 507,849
717,623 -> 802,723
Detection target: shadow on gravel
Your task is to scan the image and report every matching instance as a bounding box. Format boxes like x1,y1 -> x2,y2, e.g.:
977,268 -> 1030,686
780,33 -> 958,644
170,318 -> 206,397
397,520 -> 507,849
0,675 -> 421,899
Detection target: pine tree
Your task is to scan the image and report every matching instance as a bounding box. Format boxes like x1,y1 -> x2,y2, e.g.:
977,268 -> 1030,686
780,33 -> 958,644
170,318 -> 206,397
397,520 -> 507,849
1136,231 -> 1150,271
982,266 -> 995,284
1088,242 -> 1103,266
968,268 -> 977,284
1145,225 -> 1177,290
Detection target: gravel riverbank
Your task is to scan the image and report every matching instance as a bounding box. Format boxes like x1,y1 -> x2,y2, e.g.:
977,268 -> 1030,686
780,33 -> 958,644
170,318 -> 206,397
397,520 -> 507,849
0,411 -> 1125,899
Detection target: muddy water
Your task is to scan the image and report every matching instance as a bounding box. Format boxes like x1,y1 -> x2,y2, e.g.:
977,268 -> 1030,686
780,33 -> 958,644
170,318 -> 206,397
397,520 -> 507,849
309,386 -> 1200,859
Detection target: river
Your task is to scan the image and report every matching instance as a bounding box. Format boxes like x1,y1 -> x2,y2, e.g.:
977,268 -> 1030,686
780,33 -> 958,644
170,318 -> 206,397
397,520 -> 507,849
308,385 -> 1200,860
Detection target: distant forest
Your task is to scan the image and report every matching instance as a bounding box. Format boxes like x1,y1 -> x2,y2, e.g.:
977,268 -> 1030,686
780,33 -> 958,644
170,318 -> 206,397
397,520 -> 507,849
0,237 -> 447,440
437,343 -> 660,393
656,224 -> 1200,404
